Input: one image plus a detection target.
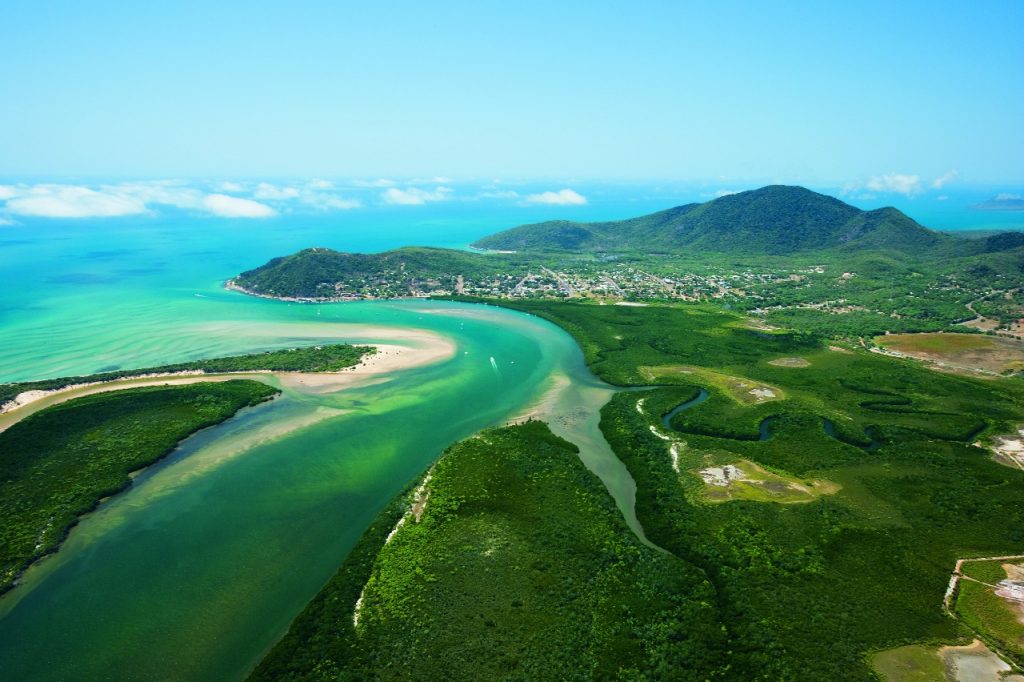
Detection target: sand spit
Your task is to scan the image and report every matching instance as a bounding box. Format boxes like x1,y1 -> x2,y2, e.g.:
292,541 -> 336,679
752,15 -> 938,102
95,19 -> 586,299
0,335 -> 456,433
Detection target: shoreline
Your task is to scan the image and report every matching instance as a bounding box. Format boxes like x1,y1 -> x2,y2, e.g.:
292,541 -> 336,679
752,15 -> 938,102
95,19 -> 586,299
225,279 -> 433,304
0,337 -> 457,433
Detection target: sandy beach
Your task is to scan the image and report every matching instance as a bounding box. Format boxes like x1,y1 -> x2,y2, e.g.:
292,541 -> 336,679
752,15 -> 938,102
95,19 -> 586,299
0,333 -> 457,433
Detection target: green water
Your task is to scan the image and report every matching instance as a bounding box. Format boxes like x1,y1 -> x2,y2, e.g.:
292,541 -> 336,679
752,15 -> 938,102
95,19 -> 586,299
0,297 -> 644,680
0,216 -> 649,679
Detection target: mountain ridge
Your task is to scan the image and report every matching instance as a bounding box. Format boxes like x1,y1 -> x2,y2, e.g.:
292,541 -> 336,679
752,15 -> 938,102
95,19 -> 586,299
472,185 -> 949,255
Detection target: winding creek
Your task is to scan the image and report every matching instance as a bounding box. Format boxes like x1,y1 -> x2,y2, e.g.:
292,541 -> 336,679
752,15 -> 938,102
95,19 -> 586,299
661,388 -> 881,449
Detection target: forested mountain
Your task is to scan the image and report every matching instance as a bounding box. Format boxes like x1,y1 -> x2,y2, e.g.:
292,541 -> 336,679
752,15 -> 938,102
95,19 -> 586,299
232,186 -> 1024,304
472,185 -> 953,255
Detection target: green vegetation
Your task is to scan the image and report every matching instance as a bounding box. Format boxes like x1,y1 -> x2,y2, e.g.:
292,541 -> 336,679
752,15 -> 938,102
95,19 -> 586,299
253,421 -> 726,680
761,308 -> 955,338
233,245 -> 525,299
474,185 -> 954,255
237,186 -> 1024,676
955,560 -> 1024,661
493,300 -> 1024,676
233,185 -> 1024,338
0,343 -> 371,406
0,380 -> 278,594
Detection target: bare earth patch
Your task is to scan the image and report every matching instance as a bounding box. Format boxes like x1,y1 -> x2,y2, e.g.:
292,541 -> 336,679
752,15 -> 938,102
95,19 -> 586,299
988,428 -> 1024,472
768,356 -> 811,368
996,562 -> 1024,625
694,459 -> 838,504
940,639 -> 1022,682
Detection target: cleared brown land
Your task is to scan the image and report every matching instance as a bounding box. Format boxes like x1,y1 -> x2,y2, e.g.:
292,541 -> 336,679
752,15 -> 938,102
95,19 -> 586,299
875,333 -> 1024,374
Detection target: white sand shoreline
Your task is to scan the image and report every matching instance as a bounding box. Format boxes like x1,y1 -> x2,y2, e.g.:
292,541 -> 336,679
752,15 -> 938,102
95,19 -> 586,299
0,335 -> 457,433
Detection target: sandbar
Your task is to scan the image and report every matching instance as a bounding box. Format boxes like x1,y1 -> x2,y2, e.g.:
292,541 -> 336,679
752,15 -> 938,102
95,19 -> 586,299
0,333 -> 457,433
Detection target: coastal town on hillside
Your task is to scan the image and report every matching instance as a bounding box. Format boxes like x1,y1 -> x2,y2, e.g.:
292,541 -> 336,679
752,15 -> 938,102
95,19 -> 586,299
232,262 -> 1024,337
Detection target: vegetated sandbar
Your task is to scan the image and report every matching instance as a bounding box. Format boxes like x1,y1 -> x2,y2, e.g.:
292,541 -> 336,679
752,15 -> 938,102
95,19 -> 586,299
0,333 -> 457,433
276,340 -> 456,394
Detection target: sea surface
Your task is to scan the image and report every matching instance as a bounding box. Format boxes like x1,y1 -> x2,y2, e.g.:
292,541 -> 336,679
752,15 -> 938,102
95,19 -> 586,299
0,186 -> 1019,680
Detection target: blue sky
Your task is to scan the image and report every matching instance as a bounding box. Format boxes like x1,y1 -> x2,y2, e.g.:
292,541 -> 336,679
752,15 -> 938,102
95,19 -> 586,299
1,1 -> 1021,190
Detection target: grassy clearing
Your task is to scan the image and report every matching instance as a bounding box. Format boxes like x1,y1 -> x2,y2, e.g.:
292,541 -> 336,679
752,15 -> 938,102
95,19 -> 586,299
870,644 -> 947,681
877,332 -> 996,353
0,380 -> 279,594
876,332 -> 1024,374
768,356 -> 811,367
641,364 -> 784,404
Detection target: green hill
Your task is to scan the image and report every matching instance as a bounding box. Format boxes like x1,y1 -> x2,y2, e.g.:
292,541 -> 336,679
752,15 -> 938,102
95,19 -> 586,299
473,185 -> 951,255
232,246 -> 515,299
230,186 -> 1024,304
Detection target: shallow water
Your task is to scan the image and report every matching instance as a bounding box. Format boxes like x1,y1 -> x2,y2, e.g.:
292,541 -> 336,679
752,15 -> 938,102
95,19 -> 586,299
0,299 -> 640,680
0,213 -> 650,680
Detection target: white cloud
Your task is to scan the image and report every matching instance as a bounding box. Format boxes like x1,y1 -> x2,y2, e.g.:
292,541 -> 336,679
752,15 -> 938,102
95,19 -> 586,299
0,180 -> 361,218
865,173 -> 922,196
5,185 -> 147,218
302,194 -> 361,210
218,181 -> 246,193
354,178 -> 397,188
937,195 -> 949,201
994,193 -> 1022,201
0,216 -> 17,226
381,186 -> 453,205
202,193 -> 276,218
714,189 -> 740,197
523,189 -> 587,206
931,170 -> 959,189
307,179 -> 334,190
477,189 -> 520,200
105,181 -> 204,209
252,182 -> 301,200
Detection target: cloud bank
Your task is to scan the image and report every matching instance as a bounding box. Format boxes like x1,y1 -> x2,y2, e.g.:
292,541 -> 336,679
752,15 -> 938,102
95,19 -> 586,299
0,179 -> 366,219
523,189 -> 587,205
4,185 -> 147,218
202,193 -> 277,218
